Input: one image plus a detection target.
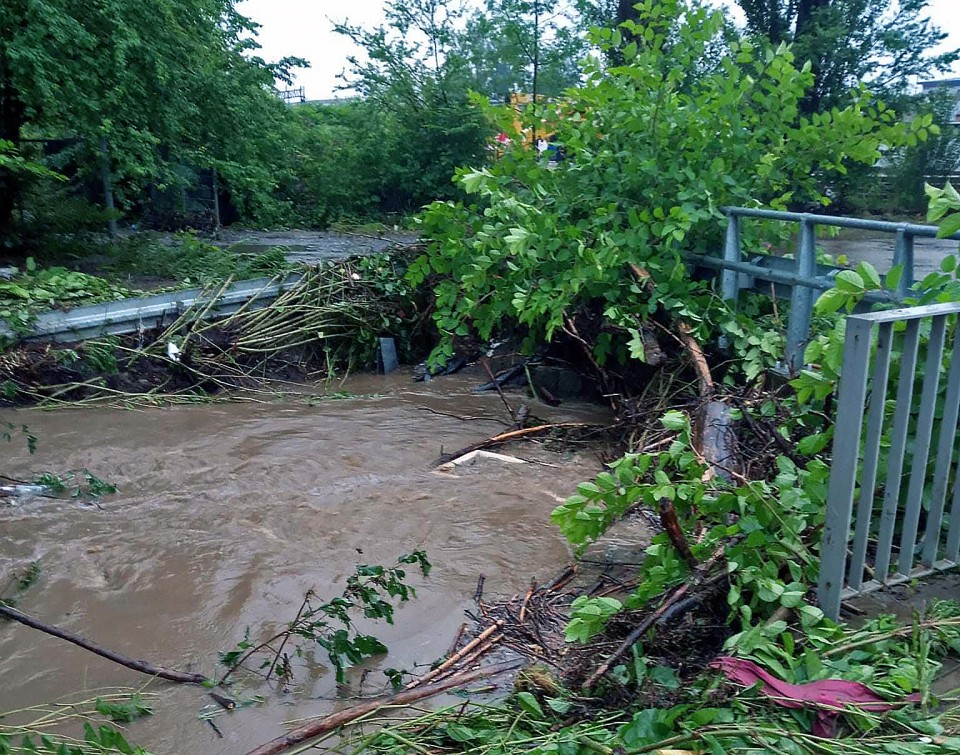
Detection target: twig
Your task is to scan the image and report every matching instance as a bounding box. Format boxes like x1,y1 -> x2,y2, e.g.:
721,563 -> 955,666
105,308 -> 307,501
206,719 -> 224,739
417,406 -> 508,425
0,604 -> 209,685
266,593 -> 311,683
659,498 -> 698,569
519,580 -> 537,624
243,659 -> 524,755
447,623 -> 467,657
481,358 -> 516,425
404,621 -> 505,690
430,635 -> 503,684
543,564 -> 577,592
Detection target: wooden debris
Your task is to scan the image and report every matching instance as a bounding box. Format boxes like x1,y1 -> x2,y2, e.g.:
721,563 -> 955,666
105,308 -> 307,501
435,423 -> 596,467
404,620 -> 504,689
581,547 -> 728,690
243,659 -> 524,755
0,603 -> 210,686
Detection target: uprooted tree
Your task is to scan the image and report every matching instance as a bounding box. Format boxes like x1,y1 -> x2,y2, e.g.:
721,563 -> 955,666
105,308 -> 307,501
410,0 -> 928,390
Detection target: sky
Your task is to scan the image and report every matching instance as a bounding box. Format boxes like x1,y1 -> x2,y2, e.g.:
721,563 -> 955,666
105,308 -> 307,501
238,0 -> 960,100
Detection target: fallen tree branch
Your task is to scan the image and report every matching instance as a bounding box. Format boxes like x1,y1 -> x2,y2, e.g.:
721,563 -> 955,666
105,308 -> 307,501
435,423 -> 594,466
0,603 -> 210,685
480,358 -> 518,426
404,620 -> 504,689
627,263 -> 713,398
244,659 -> 524,755
543,564 -> 578,592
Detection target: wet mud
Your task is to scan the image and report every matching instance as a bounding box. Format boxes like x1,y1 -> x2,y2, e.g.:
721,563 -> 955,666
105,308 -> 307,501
0,372 -> 607,753
217,229 -> 420,264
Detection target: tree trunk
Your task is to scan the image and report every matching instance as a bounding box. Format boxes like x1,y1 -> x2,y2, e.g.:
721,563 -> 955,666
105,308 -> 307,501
0,57 -> 26,235
532,0 -> 539,145
795,0 -> 830,114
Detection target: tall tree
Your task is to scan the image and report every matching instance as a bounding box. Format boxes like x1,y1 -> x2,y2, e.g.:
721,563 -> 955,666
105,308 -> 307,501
473,0 -> 586,100
456,2 -> 585,99
0,0 -> 302,242
735,0 -> 959,112
333,0 -> 491,211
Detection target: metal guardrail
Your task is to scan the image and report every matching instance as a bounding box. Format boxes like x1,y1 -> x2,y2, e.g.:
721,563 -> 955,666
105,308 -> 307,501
0,273 -> 303,344
695,207 -> 960,371
818,301 -> 960,620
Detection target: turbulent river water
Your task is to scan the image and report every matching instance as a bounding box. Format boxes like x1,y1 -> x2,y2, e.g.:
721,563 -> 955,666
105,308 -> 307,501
0,372 -> 608,754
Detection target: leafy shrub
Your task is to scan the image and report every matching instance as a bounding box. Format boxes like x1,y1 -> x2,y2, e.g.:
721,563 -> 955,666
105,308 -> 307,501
0,261 -> 134,332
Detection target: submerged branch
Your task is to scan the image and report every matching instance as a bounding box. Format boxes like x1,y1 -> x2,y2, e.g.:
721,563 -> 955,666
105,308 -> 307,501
0,603 -> 210,685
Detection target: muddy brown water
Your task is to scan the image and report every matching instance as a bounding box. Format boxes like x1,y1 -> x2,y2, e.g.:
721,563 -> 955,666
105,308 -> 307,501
0,372 -> 607,754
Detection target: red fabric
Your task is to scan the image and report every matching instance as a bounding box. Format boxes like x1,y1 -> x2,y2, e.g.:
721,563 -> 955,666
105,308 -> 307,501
709,656 -> 921,737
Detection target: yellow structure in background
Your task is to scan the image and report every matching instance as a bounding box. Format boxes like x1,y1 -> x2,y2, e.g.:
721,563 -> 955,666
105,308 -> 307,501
495,93 -> 563,152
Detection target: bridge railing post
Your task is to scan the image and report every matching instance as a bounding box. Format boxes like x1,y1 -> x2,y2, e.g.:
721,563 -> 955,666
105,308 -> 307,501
786,217 -> 817,373
721,211 -> 741,302
893,228 -> 915,297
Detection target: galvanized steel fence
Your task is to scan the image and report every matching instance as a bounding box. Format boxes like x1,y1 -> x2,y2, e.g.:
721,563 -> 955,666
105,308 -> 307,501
703,207 -> 960,372
818,302 -> 960,620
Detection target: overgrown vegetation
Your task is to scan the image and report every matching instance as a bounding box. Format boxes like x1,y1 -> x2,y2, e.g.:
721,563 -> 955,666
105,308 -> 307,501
3,0 -> 953,255
0,250 -> 429,408
412,0 -> 922,382
4,2 -> 960,754
332,601 -> 960,753
307,190 -> 960,754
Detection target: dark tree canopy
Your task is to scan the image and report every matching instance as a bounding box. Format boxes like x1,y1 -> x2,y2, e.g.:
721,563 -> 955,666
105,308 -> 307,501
0,0 -> 304,232
735,0 -> 959,111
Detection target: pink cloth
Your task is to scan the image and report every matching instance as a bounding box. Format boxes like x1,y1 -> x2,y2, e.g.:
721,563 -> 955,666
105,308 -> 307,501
709,656 -> 921,737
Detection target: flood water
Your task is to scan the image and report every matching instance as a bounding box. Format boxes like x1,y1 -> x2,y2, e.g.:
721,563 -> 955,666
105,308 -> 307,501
0,372 -> 606,753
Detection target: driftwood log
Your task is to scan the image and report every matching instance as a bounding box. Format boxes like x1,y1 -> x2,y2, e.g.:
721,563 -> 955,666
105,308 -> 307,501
435,423 -> 594,466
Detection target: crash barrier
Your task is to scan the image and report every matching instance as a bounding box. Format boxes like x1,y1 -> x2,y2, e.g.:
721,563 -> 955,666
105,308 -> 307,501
0,273 -> 303,344
817,302 -> 960,619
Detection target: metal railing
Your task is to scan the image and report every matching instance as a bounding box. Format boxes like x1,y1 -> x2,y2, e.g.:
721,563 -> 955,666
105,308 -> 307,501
818,301 -> 960,620
702,207 -> 960,371
0,273 -> 304,344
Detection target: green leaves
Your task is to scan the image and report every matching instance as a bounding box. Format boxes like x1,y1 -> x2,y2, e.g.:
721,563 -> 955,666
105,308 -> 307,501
416,0 -> 908,372
515,691 -> 544,717
220,552 -> 429,685
564,596 -> 622,643
927,182 -> 960,240
0,266 -> 134,334
551,454 -> 649,552
815,262 -> 884,316
94,695 -> 152,724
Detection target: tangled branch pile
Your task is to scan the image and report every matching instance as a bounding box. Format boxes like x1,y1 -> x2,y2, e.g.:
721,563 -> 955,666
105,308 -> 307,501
0,252 -> 428,408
